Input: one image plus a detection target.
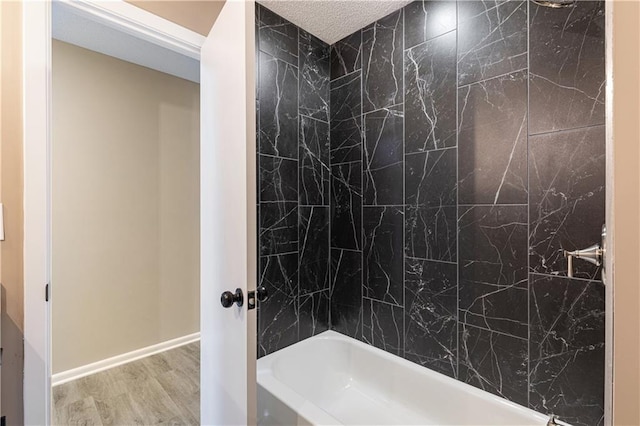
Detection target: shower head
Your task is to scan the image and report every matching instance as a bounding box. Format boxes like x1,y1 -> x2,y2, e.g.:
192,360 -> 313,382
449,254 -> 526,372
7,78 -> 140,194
532,0 -> 576,8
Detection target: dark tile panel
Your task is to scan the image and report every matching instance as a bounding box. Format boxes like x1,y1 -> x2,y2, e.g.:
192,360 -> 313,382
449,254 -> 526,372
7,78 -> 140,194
330,248 -> 362,308
258,253 -> 299,356
529,0 -> 605,134
259,52 -> 299,159
331,162 -> 362,250
331,302 -> 363,340
529,274 -> 605,426
457,0 -> 527,86
405,258 -> 457,378
259,202 -> 298,256
405,148 -> 457,208
299,116 -> 330,205
330,72 -> 362,164
331,30 -> 362,80
363,299 -> 404,356
258,5 -> 298,66
299,290 -> 330,340
363,207 -> 404,305
362,10 -> 404,113
529,126 -> 605,280
299,30 -> 330,122
299,207 -> 330,294
459,323 -> 528,406
458,70 -> 528,204
404,0 -> 457,49
405,30 -> 457,153
458,205 -> 528,338
405,206 -> 457,262
259,155 -> 298,202
363,107 -> 404,205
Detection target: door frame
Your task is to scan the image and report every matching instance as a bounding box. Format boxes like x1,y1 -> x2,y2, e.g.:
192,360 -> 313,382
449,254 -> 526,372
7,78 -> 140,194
22,1 -> 205,423
23,0 -> 619,425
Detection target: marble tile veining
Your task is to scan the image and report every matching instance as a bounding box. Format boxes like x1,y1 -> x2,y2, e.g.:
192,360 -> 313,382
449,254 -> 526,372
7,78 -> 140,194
459,323 -> 529,406
458,205 -> 529,338
363,106 -> 404,205
362,10 -> 404,113
404,30 -> 457,153
529,274 -> 605,426
529,0 -> 605,134
404,258 -> 458,378
363,206 -> 404,305
529,126 -> 606,280
363,298 -> 404,356
457,0 -> 528,86
458,70 -> 528,205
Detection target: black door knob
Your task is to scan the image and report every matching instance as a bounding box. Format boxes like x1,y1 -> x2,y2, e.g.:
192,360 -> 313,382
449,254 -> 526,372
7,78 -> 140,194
256,286 -> 268,302
220,288 -> 244,308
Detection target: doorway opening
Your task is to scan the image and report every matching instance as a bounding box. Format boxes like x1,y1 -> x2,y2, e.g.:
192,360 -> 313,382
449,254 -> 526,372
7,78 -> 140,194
50,3 -> 200,424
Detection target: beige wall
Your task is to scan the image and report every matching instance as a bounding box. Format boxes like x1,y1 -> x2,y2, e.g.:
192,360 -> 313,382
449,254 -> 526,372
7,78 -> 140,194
612,1 -> 640,424
126,1 -> 225,36
0,1 -> 25,424
52,41 -> 200,374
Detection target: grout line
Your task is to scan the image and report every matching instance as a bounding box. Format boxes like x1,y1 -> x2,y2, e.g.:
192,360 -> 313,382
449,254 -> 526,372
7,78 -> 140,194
458,203 -> 529,207
257,48 -> 299,69
259,250 -> 300,259
405,145 -> 458,156
528,122 -> 606,138
405,256 -> 458,265
329,68 -> 361,83
258,152 -> 299,161
457,67 -> 529,89
526,0 -> 531,408
328,38 -> 333,331
455,0 -> 461,379
362,103 -> 404,116
360,28 -> 365,341
363,296 -> 403,308
330,159 -> 363,167
299,113 -> 330,124
459,322 -> 529,342
529,271 -> 604,284
404,27 -> 458,52
401,5 -> 407,359
296,22 -> 301,343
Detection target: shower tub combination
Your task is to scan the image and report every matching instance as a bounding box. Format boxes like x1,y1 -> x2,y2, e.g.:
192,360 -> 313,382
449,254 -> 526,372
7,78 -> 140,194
257,331 -> 563,426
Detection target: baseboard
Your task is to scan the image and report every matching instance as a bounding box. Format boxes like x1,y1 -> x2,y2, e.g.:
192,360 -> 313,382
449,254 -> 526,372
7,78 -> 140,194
52,332 -> 200,386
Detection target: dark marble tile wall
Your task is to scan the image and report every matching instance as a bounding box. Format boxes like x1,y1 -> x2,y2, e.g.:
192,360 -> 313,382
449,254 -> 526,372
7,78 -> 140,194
325,2 -> 606,425
256,4 -> 331,357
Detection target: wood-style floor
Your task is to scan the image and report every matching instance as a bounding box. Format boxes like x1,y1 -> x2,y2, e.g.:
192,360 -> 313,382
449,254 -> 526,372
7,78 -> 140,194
52,342 -> 200,425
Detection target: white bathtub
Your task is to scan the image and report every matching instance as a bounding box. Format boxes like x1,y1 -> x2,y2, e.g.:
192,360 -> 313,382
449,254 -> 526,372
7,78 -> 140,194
257,330 -> 556,426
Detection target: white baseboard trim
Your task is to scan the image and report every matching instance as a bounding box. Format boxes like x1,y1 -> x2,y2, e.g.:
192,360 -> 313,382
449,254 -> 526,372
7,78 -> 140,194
52,332 -> 200,387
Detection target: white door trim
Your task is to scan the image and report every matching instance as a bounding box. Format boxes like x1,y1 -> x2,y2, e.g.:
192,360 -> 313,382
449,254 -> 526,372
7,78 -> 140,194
22,2 -> 204,423
53,0 -> 205,59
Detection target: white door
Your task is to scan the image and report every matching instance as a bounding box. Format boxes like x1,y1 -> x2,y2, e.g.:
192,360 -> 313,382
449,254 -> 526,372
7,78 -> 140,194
200,0 -> 257,425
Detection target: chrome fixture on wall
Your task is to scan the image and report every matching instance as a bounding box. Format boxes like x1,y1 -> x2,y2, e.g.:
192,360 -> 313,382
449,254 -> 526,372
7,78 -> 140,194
532,0 -> 576,8
563,224 -> 607,282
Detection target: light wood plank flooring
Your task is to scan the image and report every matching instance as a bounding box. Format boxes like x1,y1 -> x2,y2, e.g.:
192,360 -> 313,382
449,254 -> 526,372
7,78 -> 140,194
53,342 -> 200,425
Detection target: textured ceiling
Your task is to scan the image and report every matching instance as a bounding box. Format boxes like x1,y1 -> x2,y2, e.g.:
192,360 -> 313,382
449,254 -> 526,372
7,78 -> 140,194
258,0 -> 412,45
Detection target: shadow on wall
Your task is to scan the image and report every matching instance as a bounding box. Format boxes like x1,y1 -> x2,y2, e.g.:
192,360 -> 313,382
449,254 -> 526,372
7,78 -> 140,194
1,285 -> 24,425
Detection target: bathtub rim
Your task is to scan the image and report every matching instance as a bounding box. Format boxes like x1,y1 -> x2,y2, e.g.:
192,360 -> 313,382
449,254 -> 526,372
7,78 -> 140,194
257,330 -> 555,425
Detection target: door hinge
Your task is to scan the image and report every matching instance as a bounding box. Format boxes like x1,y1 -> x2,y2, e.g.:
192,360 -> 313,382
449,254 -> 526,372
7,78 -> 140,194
45,283 -> 50,302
